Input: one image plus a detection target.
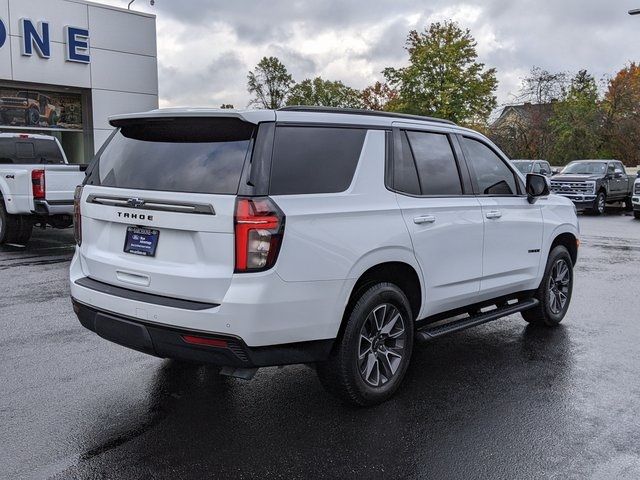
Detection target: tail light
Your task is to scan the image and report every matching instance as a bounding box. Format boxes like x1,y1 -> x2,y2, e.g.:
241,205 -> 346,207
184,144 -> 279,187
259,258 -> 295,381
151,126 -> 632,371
234,197 -> 285,272
74,185 -> 83,246
31,169 -> 45,199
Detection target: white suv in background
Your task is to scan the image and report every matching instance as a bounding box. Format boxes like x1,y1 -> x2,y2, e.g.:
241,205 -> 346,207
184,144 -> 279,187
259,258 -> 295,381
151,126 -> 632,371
70,107 -> 579,406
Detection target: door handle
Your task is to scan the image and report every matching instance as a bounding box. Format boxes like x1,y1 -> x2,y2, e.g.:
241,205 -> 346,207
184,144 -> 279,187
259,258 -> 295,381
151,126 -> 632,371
485,210 -> 502,219
414,215 -> 436,224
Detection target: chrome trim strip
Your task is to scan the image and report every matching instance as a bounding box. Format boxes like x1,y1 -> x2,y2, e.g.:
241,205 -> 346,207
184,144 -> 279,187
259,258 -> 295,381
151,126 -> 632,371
86,194 -> 215,215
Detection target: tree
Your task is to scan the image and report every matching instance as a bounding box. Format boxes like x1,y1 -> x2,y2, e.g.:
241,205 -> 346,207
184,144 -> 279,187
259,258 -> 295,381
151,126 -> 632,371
247,57 -> 294,109
490,67 -> 565,160
286,77 -> 363,108
602,63 -> 640,166
549,70 -> 603,162
382,21 -> 498,124
361,82 -> 398,111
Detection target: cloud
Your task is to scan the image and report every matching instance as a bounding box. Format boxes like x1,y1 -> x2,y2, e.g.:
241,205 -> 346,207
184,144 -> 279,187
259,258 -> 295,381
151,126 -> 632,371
100,0 -> 640,110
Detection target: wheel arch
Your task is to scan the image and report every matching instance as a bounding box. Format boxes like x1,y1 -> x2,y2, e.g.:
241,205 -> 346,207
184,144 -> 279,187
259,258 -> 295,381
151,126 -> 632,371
550,230 -> 579,266
335,260 -> 422,346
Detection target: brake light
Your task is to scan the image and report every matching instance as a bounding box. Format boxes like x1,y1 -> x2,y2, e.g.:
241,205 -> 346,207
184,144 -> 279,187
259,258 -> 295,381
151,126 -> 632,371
74,185 -> 83,246
31,169 -> 45,199
234,197 -> 285,272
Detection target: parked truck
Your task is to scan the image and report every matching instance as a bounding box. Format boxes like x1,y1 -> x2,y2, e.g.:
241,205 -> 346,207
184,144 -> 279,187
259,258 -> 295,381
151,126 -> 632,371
550,159 -> 635,215
0,133 -> 86,244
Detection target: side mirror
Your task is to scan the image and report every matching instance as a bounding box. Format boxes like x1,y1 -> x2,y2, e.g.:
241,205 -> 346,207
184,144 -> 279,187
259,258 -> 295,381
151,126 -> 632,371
551,168 -> 561,176
614,169 -> 623,178
526,173 -> 550,204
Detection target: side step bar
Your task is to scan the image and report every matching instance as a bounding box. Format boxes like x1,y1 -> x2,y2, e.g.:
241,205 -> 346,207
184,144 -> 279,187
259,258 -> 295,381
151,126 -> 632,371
416,298 -> 539,342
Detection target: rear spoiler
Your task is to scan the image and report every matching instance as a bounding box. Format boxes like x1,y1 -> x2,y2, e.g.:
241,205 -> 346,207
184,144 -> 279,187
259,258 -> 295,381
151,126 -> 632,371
109,109 -> 275,127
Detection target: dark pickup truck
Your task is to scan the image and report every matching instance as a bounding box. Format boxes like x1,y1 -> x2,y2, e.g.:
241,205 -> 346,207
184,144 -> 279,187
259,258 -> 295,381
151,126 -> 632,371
550,159 -> 634,215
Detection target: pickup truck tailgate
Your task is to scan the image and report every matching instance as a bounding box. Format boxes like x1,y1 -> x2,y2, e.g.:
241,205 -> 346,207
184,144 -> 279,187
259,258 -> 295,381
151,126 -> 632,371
44,164 -> 86,203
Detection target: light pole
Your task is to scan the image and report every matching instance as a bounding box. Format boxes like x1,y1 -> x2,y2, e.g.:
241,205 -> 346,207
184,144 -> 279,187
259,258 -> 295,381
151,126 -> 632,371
629,8 -> 640,15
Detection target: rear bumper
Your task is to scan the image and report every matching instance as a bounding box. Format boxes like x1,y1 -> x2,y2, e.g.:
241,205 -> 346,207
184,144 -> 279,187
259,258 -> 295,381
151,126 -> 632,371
33,199 -> 74,216
73,299 -> 333,367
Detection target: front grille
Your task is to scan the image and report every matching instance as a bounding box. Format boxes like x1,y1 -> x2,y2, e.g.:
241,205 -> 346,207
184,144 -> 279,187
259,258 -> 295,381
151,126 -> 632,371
635,182 -> 640,194
550,181 -> 595,195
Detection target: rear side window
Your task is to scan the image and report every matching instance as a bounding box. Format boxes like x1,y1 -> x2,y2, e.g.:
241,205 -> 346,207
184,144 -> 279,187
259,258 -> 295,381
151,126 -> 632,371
15,142 -> 35,159
462,137 -> 518,195
405,131 -> 462,196
269,126 -> 366,195
86,118 -> 254,195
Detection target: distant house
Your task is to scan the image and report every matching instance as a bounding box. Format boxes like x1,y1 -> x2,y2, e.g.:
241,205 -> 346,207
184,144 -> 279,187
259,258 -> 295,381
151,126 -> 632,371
491,102 -> 555,131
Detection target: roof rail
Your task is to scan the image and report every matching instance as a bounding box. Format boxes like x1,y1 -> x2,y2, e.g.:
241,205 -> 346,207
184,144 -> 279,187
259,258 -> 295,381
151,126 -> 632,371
278,106 -> 457,125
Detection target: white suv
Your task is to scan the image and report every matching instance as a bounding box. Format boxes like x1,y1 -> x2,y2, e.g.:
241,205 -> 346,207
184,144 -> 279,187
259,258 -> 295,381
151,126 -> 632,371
70,106 -> 580,406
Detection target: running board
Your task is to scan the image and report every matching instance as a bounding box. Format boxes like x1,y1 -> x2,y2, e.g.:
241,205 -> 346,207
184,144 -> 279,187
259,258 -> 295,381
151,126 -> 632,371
416,298 -> 539,342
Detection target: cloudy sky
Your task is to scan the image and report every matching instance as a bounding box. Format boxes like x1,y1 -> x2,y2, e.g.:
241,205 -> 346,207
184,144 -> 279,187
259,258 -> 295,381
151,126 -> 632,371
102,0 -> 640,110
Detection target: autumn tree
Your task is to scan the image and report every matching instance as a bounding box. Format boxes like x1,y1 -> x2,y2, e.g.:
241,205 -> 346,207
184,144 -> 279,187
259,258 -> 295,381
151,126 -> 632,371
247,57 -> 294,109
360,82 -> 398,111
383,21 -> 498,124
602,63 -> 640,166
286,77 -> 363,108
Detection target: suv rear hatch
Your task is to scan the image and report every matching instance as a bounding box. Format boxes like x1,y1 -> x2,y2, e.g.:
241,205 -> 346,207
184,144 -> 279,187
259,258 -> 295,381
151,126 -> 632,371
78,113 -> 273,304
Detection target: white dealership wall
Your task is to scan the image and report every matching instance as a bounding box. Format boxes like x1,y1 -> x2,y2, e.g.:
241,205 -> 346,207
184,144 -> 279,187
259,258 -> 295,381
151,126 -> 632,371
0,0 -> 158,156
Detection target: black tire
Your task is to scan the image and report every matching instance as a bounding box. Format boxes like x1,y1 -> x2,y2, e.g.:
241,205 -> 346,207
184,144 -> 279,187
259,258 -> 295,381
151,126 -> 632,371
591,191 -> 606,215
317,283 -> 414,406
522,245 -> 574,327
0,202 -> 32,245
26,107 -> 40,126
624,197 -> 634,212
635,211 -> 640,220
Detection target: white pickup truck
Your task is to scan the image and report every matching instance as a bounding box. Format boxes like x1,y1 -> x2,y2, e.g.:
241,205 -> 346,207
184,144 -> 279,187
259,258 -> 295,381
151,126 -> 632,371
0,133 -> 86,245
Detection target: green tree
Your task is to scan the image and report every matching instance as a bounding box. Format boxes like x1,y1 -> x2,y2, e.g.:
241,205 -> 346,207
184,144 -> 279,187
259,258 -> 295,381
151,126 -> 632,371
247,57 -> 294,109
383,21 -> 498,124
550,70 -> 603,161
286,77 -> 363,108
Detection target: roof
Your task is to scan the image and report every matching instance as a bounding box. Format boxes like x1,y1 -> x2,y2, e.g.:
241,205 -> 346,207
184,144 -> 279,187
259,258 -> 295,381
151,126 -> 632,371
492,102 -> 554,128
109,107 -> 461,130
64,0 -> 156,18
0,133 -> 57,140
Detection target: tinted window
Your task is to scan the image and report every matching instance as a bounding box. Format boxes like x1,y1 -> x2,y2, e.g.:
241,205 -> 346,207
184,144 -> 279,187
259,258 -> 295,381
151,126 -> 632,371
15,142 -> 35,159
540,162 -> 551,174
462,137 -> 517,195
0,139 -> 64,164
393,131 -> 420,195
270,126 -> 366,195
532,162 -> 542,173
513,161 -> 533,174
405,131 -> 462,195
86,118 -> 253,194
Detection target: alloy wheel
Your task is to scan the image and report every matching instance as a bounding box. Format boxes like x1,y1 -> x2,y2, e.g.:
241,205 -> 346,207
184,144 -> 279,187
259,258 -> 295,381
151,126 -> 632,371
358,303 -> 407,388
548,259 -> 571,315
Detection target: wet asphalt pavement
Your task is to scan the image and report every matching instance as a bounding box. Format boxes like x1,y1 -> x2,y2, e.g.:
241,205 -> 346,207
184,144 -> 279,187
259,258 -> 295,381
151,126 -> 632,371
1,211 -> 639,480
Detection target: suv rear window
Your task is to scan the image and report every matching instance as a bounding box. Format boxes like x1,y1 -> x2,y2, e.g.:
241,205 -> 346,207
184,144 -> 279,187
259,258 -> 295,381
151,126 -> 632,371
85,118 -> 254,195
269,126 -> 366,195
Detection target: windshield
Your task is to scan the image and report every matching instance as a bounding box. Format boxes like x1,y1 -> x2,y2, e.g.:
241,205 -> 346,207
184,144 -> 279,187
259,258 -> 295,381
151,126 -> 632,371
562,161 -> 607,175
85,118 -> 254,195
512,161 -> 533,174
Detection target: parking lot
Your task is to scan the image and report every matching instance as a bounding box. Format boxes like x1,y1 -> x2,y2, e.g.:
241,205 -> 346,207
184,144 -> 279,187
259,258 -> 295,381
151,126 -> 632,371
1,210 -> 639,479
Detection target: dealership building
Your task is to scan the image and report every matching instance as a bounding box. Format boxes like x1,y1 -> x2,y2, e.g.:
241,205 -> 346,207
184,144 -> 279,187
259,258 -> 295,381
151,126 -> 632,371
0,0 -> 158,163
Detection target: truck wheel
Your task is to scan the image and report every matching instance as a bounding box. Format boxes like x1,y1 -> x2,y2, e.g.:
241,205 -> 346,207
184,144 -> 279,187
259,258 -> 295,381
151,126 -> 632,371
26,107 -> 40,126
316,283 -> 414,406
522,245 -> 573,327
635,211 -> 640,220
624,197 -> 634,212
0,202 -> 32,245
591,192 -> 606,215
